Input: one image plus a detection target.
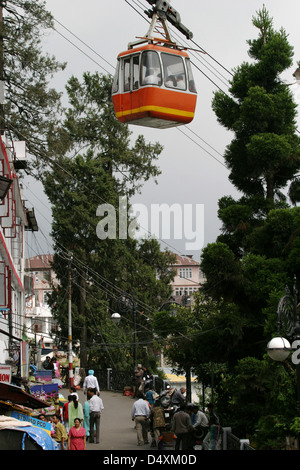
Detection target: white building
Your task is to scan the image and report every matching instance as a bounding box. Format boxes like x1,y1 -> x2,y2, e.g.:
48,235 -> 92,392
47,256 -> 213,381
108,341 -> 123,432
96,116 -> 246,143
25,254 -> 58,351
169,253 -> 205,305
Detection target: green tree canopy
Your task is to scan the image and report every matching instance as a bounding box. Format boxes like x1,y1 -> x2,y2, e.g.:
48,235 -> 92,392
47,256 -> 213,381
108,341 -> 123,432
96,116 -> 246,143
1,0 -> 65,168
212,6 -> 300,202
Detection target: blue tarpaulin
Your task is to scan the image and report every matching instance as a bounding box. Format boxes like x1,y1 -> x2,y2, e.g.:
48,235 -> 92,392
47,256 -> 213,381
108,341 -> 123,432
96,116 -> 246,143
14,426 -> 56,450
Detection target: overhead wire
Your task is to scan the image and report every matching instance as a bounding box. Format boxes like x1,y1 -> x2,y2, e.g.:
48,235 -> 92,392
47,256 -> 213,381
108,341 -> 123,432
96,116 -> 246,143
51,2 -> 230,170
9,1 -> 242,356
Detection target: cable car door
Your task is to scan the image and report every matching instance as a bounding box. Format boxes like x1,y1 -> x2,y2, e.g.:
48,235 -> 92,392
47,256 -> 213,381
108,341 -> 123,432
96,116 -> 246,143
122,54 -> 140,119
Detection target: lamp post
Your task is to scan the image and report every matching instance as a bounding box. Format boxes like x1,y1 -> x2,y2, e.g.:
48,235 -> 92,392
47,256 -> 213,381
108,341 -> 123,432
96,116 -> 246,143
112,292 -> 137,370
267,275 -> 300,414
159,295 -> 193,402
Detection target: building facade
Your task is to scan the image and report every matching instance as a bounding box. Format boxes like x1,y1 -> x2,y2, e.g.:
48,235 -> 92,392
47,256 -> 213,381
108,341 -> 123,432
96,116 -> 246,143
169,253 -> 204,305
0,136 -> 37,373
25,254 -> 58,351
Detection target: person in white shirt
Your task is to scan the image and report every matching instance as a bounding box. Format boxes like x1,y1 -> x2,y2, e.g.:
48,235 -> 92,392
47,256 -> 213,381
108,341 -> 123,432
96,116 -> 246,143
192,405 -> 209,429
87,388 -> 104,444
83,370 -> 100,395
131,392 -> 150,446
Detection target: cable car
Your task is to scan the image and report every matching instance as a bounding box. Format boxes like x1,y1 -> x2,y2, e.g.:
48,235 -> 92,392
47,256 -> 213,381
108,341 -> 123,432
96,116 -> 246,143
111,1 -> 197,129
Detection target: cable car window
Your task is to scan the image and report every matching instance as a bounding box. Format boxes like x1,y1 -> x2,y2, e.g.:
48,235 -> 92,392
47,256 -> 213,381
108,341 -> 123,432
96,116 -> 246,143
112,60 -> 120,94
133,55 -> 140,90
141,51 -> 162,86
186,58 -> 197,93
124,58 -> 131,92
162,53 -> 186,90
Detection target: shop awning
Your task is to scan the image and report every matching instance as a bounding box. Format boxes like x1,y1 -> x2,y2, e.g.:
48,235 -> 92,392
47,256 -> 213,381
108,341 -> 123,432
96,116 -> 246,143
0,382 -> 49,409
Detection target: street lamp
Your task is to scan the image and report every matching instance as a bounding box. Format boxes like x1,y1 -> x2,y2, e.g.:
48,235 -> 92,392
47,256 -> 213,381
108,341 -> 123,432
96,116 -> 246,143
111,312 -> 121,325
267,276 -> 300,413
112,292 -> 137,370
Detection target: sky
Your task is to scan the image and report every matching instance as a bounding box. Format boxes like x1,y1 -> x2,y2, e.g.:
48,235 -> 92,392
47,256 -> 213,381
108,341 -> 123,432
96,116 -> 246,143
23,0 -> 300,262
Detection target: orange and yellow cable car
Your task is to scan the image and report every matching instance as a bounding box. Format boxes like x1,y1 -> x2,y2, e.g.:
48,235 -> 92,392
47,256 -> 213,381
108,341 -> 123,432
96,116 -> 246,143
112,43 -> 197,129
111,1 -> 197,129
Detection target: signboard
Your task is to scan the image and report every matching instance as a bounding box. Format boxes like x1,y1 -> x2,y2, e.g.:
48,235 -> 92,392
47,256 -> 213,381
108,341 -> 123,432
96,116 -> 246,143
30,383 -> 59,413
34,370 -> 52,384
0,364 -> 11,384
11,411 -> 52,436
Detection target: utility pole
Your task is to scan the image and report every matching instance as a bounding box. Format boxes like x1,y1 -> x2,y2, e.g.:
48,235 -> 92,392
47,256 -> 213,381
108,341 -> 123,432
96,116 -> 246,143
68,253 -> 74,387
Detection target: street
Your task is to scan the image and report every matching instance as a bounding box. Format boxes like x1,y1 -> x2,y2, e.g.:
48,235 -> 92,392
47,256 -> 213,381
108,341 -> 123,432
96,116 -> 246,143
61,387 -> 145,451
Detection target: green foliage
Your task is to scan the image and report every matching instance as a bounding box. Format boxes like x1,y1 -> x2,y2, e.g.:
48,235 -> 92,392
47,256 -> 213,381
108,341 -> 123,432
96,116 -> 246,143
212,4 -> 300,202
43,71 -> 172,370
2,0 -> 66,169
195,8 -> 300,448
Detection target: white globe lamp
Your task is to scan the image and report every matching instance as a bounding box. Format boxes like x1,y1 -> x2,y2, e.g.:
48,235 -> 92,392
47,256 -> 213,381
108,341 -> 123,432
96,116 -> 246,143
267,336 -> 291,362
111,312 -> 121,325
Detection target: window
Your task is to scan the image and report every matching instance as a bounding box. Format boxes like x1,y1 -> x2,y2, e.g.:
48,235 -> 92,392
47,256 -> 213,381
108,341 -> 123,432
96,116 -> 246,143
133,55 -> 140,90
0,262 -> 6,306
124,58 -> 131,92
43,290 -> 51,304
186,58 -> 197,93
122,55 -> 141,92
112,60 -> 120,94
32,319 -> 45,334
141,51 -> 162,86
179,268 -> 192,279
162,53 -> 186,90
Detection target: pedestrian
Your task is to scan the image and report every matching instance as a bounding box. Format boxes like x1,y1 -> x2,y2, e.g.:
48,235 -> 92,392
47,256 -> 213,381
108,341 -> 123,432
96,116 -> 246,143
171,404 -> 194,450
207,403 -> 220,426
192,404 -> 209,429
203,403 -> 221,450
70,386 -> 79,401
68,418 -> 86,450
131,392 -> 150,446
83,396 -> 91,439
149,400 -> 166,446
63,395 -> 72,433
171,387 -> 186,407
68,394 -> 84,430
83,369 -> 100,395
51,414 -> 68,450
145,386 -> 156,407
134,364 -> 144,392
87,387 -> 104,444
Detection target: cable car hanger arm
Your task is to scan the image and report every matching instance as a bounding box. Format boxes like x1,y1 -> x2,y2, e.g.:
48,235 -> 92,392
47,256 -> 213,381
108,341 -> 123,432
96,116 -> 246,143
144,0 -> 193,41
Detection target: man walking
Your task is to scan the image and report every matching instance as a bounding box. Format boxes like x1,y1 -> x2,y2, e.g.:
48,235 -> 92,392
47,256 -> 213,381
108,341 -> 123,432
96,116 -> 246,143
83,370 -> 100,395
131,392 -> 150,446
171,404 -> 194,450
87,387 -> 104,444
171,387 -> 186,407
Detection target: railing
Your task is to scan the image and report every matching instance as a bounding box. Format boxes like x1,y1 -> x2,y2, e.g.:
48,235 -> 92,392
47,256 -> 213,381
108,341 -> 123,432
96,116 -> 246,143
222,427 -> 255,450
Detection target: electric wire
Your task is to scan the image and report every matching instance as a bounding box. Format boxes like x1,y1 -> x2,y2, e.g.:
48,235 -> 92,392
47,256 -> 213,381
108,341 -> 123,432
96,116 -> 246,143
1,2 -> 246,360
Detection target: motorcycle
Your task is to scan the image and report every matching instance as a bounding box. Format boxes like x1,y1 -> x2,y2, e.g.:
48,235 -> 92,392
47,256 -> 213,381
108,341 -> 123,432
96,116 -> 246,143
157,389 -> 179,427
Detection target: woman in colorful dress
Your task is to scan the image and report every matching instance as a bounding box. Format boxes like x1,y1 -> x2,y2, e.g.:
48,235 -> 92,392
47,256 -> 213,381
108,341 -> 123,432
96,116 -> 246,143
68,418 -> 86,450
68,394 -> 84,430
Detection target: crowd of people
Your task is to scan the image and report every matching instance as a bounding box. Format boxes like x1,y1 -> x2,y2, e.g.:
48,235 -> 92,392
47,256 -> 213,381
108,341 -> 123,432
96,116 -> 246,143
38,369 -> 103,450
131,367 -> 221,451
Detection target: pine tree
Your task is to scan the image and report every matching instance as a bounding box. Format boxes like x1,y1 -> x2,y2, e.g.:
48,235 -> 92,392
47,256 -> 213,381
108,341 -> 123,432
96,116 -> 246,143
0,0 -> 65,168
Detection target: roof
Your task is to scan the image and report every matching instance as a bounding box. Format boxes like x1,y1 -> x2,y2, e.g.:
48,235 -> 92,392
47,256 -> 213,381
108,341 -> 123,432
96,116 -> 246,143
171,254 -> 200,267
165,373 -> 196,383
0,382 -> 50,409
25,254 -> 54,271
